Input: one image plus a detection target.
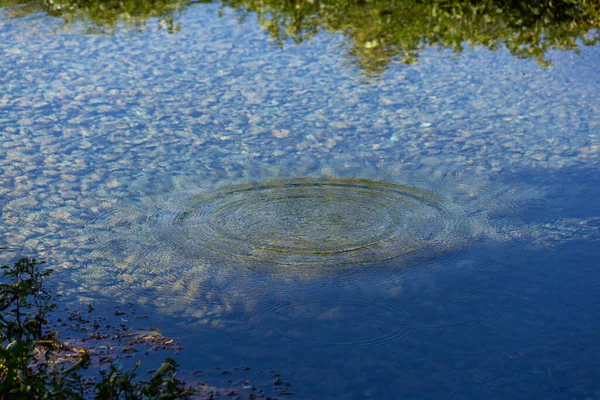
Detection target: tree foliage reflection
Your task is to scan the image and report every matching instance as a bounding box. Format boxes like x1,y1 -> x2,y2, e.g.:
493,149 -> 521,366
2,0 -> 599,74
0,0 -> 190,33
225,0 -> 600,74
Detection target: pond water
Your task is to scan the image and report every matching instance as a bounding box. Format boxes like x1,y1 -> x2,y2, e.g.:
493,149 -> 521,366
1,2 -> 600,399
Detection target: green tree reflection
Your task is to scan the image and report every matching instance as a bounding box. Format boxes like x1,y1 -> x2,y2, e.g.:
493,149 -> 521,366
226,0 -> 600,74
0,0 -> 191,33
2,0 -> 599,74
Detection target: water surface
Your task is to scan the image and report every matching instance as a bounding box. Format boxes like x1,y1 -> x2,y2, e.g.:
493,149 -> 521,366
1,2 -> 599,398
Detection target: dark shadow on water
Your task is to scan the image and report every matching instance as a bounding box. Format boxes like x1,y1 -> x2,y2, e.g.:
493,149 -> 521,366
137,235 -> 600,399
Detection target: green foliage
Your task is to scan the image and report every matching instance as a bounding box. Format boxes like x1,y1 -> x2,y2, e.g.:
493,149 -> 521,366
0,257 -> 80,398
0,258 -> 54,342
0,257 -> 194,399
95,358 -> 192,400
0,0 -> 192,33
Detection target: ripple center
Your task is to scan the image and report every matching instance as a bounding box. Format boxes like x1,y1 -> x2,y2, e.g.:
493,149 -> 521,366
176,177 -> 460,266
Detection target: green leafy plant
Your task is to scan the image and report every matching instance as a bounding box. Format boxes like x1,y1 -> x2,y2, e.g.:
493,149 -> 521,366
0,257 -> 68,398
95,358 -> 191,399
0,257 -> 194,399
0,257 -> 54,342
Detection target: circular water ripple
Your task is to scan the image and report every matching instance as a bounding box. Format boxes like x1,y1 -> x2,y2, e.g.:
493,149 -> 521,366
255,297 -> 415,348
175,177 -> 467,267
66,174 -> 519,324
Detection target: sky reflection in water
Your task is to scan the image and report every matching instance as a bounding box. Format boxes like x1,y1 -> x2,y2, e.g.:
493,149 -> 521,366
1,1 -> 600,398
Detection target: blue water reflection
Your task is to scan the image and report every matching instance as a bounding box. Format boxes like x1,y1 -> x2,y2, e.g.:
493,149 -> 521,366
1,3 -> 599,399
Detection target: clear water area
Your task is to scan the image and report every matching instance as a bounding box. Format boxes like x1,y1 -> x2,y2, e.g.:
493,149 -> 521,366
152,167 -> 600,400
170,240 -> 600,400
1,3 -> 600,399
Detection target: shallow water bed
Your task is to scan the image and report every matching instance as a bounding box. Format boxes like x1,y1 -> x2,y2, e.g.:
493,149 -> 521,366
1,2 -> 600,398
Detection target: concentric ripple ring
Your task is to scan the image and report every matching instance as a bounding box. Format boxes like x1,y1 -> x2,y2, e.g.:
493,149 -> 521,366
175,177 -> 463,267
